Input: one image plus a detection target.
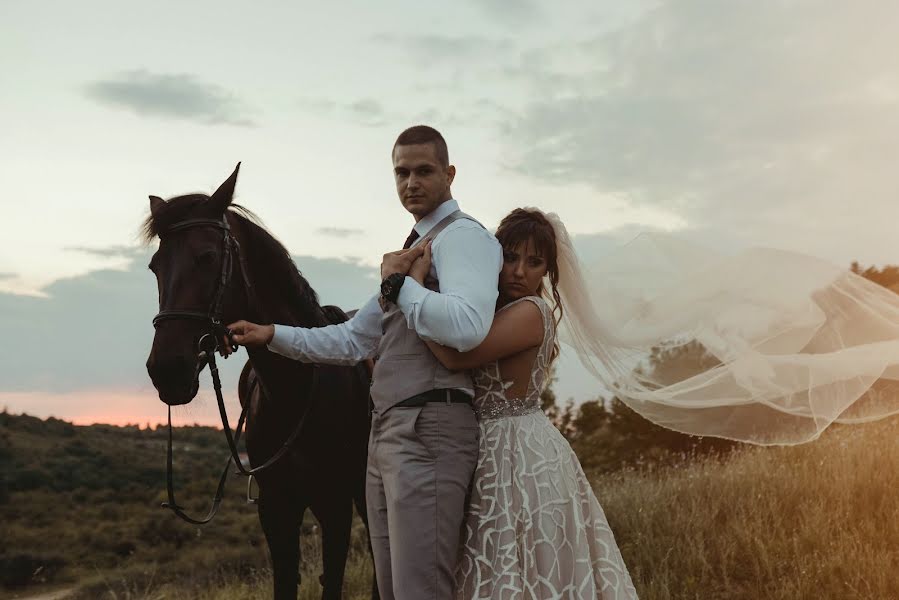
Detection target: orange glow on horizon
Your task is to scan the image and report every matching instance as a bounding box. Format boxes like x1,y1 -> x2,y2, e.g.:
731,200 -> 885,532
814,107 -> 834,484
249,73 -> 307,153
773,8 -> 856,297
0,388 -> 240,428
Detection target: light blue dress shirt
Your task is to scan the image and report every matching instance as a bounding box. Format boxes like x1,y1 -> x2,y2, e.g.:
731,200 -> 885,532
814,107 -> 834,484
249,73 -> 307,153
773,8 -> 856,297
267,199 -> 502,365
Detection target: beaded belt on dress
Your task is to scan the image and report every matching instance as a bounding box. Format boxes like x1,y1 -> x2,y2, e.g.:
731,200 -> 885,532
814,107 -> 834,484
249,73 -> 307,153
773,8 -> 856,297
476,396 -> 542,421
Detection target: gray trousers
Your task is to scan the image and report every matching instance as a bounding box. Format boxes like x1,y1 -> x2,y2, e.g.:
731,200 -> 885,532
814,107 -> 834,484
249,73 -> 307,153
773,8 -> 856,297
366,401 -> 479,600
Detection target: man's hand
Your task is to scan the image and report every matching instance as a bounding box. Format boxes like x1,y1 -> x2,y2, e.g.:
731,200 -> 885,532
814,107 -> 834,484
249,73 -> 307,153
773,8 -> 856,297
380,245 -> 426,280
408,239 -> 432,285
226,320 -> 275,353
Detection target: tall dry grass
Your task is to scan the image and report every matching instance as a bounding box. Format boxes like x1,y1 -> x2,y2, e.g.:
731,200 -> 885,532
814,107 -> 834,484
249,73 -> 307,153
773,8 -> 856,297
598,417 -> 899,599
84,417 -> 899,599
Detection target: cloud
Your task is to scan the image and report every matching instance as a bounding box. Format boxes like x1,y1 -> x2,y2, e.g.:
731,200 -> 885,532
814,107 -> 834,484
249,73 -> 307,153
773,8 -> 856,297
0,228 -> 643,421
371,33 -> 517,62
294,255 -> 378,309
298,93 -> 505,131
84,70 -> 256,126
472,0 -> 541,24
0,272 -> 15,280
0,250 -> 376,397
316,227 -> 364,238
296,97 -> 337,113
297,95 -> 473,129
347,99 -> 388,126
298,96 -> 388,127
65,244 -> 148,260
491,0 -> 899,262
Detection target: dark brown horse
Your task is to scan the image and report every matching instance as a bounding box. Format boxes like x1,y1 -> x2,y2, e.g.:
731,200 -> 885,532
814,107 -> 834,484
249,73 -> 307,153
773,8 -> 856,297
143,164 -> 376,599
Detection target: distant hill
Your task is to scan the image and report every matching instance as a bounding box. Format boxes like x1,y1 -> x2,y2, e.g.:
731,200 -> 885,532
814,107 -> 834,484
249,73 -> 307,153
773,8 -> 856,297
5,409 -> 899,599
1,411 -> 277,595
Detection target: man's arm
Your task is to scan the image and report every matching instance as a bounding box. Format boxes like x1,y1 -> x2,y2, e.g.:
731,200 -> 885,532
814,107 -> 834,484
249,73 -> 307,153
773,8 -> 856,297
265,293 -> 382,365
396,223 -> 502,352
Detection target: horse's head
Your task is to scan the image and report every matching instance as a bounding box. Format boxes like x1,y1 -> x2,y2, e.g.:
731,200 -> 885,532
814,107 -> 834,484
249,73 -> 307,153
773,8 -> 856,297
145,164 -> 249,406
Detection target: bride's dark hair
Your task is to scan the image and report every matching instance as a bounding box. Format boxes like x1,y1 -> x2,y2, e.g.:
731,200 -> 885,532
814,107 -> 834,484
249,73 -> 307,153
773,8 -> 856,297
495,208 -> 563,362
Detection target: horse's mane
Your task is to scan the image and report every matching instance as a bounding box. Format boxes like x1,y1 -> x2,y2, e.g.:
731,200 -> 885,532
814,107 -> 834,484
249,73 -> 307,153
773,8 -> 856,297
141,195 -> 328,327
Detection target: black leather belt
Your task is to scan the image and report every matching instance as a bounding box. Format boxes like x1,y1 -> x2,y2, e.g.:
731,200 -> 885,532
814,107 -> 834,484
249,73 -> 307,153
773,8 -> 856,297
394,388 -> 472,408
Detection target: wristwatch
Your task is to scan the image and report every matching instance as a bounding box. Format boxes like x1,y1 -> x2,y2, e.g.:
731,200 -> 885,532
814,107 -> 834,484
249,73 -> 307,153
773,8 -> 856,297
380,272 -> 406,305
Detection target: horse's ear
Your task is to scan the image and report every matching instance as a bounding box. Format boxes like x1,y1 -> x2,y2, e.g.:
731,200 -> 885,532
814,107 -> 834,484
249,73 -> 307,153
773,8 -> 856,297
149,195 -> 165,216
210,162 -> 241,212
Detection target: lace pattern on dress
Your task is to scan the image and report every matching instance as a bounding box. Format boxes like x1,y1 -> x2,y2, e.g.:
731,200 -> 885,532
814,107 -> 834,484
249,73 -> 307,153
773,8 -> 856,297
456,294 -> 638,599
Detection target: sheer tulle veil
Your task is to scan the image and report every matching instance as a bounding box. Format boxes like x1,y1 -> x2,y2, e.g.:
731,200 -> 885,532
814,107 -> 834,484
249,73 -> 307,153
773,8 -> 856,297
531,208 -> 899,445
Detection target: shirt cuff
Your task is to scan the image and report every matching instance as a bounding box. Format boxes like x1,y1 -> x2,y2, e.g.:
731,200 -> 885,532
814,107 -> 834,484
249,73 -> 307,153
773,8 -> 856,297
396,276 -> 429,314
267,324 -> 297,357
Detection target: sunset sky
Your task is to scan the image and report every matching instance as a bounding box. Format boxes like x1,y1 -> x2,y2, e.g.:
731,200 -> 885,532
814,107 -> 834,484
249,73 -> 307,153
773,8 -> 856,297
2,0 -> 898,426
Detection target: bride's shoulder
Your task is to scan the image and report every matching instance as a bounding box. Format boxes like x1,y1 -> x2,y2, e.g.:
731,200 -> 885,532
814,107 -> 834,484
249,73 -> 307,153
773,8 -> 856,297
500,295 -> 551,322
524,294 -> 549,308
520,294 -> 549,311
494,296 -> 546,346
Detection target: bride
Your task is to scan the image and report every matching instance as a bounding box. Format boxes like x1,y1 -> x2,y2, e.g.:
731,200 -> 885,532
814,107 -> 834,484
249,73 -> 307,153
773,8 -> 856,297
403,201 -> 899,598
405,208 -> 638,599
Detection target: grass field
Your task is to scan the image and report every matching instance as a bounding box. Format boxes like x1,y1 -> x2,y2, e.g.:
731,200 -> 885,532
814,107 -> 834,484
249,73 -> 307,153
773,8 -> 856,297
99,420 -> 899,599
5,413 -> 898,599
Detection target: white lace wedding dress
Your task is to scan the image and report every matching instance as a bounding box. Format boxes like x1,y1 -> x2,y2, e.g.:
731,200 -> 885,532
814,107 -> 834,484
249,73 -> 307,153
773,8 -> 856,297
455,295 -> 638,599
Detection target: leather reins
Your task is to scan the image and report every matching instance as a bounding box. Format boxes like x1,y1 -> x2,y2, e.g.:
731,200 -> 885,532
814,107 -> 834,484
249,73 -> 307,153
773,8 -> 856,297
152,215 -> 317,524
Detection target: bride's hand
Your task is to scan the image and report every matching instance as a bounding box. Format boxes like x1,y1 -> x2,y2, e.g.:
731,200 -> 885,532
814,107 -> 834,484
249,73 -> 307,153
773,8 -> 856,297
408,239 -> 432,285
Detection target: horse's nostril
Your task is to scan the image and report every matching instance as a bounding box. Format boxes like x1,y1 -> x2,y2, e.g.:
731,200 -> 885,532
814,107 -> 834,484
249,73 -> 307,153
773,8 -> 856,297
149,353 -> 201,406
149,355 -> 196,386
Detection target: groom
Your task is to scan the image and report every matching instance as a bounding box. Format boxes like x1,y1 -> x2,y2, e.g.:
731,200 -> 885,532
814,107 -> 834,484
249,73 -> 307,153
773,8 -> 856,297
228,125 -> 502,600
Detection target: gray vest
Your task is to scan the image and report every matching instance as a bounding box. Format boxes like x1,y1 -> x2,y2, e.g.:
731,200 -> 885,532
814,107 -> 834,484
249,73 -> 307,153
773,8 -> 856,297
370,210 -> 485,410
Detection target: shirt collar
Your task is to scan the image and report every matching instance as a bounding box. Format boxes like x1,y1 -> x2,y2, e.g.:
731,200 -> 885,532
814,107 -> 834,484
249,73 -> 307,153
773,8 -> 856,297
413,198 -> 460,238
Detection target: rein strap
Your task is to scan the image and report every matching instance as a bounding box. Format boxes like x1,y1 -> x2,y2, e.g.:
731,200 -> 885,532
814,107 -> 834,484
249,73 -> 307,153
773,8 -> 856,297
155,214 -> 314,525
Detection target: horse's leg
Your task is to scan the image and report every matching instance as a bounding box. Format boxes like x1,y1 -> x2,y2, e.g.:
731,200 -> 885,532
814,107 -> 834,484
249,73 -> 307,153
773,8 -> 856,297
353,485 -> 380,600
350,364 -> 379,600
312,494 -> 352,600
259,485 -> 304,600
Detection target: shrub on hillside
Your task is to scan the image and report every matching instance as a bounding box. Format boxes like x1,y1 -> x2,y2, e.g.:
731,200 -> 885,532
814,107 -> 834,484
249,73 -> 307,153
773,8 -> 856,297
550,397 -> 735,473
0,553 -> 67,588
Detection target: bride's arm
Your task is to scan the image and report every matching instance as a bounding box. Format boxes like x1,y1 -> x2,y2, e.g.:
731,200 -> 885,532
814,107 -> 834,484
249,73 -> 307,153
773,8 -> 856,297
424,300 -> 544,371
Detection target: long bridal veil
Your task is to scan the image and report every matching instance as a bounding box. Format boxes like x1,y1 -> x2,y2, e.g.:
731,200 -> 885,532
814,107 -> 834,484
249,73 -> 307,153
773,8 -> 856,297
540,210 -> 899,445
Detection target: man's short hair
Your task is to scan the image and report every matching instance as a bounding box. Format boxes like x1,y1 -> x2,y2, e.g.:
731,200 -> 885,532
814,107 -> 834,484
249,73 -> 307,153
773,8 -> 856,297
393,125 -> 449,167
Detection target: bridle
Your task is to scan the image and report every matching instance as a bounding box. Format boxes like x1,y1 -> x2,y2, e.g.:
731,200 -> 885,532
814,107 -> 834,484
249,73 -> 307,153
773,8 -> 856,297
152,217 -> 246,354
152,215 -> 317,525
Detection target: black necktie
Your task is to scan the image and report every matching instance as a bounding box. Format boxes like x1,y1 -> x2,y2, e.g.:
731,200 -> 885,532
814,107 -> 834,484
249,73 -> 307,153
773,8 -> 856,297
403,229 -> 420,249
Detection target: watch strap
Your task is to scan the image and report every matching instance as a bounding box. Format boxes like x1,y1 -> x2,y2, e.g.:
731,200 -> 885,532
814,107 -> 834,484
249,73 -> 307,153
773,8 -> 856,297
381,272 -> 405,304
